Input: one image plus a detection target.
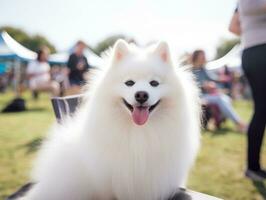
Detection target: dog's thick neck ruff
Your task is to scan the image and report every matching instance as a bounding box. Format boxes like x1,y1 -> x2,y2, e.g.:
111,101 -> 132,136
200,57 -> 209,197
80,95 -> 197,200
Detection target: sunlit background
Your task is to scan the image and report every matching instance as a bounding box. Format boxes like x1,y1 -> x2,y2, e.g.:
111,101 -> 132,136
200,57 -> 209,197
3,1 -> 266,200
0,0 -> 238,58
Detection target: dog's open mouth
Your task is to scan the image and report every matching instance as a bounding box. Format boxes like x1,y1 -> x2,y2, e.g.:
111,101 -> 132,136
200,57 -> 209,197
123,99 -> 160,126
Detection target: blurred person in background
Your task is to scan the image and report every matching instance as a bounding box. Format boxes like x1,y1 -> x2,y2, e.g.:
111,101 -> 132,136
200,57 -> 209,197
191,49 -> 246,132
50,66 -> 69,96
0,63 -> 8,93
229,0 -> 266,181
67,40 -> 90,94
27,47 -> 60,97
218,65 -> 234,96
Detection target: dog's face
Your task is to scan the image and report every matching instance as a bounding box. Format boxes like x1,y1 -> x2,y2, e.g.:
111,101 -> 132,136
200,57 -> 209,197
106,40 -> 176,126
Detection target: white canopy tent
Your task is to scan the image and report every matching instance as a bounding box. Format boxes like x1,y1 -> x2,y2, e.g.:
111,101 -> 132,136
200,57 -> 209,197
0,31 -> 38,95
206,45 -> 242,71
49,48 -> 104,67
0,31 -> 103,67
0,31 -> 37,61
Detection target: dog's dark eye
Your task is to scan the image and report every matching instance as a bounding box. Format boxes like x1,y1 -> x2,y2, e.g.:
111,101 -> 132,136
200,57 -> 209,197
150,80 -> 159,87
125,80 -> 135,87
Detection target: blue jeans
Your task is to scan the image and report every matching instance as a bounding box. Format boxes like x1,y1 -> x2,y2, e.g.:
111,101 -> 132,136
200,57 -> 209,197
202,94 -> 240,124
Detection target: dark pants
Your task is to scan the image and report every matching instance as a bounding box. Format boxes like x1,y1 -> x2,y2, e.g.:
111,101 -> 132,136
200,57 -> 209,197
242,44 -> 266,171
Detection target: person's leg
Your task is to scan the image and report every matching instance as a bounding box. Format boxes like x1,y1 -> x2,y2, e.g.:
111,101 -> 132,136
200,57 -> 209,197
247,97 -> 266,170
34,81 -> 60,97
202,94 -> 241,124
242,44 -> 266,173
50,81 -> 60,96
208,103 -> 225,128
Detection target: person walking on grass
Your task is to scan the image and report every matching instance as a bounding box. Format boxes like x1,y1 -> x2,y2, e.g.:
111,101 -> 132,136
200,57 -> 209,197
229,0 -> 266,181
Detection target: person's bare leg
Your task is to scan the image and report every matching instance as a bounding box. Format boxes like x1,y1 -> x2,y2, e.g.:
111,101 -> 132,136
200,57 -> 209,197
50,81 -> 60,96
34,81 -> 60,97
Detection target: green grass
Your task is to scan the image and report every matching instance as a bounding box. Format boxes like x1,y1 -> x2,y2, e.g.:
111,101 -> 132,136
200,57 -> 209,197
0,92 -> 54,199
0,92 -> 265,200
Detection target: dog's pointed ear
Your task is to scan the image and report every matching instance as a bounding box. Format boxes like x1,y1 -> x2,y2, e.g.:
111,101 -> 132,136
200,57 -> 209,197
113,39 -> 129,62
154,41 -> 170,63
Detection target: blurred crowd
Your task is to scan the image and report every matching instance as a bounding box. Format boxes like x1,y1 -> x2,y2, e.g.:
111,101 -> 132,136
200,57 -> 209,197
0,44 -> 251,99
186,49 -> 247,132
0,39 -> 251,133
181,50 -> 251,100
0,40 -> 90,97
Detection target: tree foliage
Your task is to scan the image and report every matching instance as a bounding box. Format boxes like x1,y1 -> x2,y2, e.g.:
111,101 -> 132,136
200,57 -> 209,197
0,26 -> 56,53
215,38 -> 240,59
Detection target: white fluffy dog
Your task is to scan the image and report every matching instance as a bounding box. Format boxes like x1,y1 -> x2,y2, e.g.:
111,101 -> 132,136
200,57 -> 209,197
21,40 -> 201,200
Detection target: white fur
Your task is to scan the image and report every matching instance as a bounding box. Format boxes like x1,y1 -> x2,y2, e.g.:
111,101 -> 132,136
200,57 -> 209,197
22,40 -> 201,200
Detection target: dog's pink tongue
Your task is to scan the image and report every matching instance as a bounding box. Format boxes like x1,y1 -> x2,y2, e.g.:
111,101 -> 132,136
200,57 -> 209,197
132,107 -> 149,125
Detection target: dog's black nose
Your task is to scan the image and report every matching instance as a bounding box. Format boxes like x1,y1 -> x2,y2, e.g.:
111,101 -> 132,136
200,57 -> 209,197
135,91 -> 149,104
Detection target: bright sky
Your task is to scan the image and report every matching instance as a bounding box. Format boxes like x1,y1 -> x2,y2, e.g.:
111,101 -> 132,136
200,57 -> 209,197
0,0 -> 238,58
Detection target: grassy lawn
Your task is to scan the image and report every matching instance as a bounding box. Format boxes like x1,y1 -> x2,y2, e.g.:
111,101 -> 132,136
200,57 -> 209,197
0,92 -> 265,200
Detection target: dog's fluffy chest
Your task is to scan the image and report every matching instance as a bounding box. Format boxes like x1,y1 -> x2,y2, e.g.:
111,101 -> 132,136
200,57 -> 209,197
82,126 -> 186,200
